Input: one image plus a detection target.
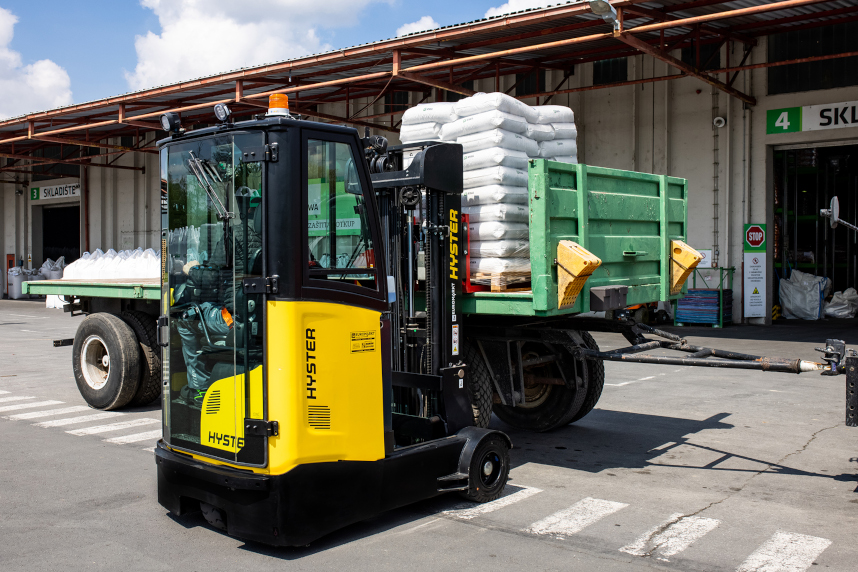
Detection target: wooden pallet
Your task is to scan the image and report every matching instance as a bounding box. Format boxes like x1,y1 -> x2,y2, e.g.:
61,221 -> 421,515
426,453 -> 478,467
471,271 -> 532,293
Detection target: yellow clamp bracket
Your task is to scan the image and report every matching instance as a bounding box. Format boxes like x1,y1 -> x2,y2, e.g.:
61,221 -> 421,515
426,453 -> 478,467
557,240 -> 601,310
670,240 -> 703,295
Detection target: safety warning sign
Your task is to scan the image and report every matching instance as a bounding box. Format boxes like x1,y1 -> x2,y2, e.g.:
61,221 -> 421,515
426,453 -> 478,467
350,331 -> 377,353
743,224 -> 766,318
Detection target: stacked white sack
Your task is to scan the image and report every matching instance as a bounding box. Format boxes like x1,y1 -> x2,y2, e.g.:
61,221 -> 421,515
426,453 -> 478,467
532,105 -> 578,164
399,102 -> 459,144
62,248 -> 160,281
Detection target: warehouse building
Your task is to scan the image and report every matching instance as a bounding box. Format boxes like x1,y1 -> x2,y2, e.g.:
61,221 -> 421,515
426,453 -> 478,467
1,0 -> 856,324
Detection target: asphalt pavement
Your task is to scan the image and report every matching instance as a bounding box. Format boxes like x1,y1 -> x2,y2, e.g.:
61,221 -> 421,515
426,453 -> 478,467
1,299 -> 856,571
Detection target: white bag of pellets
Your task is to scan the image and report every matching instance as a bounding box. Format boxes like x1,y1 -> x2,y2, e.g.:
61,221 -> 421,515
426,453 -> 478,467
464,203 -> 529,223
440,110 -> 528,140
551,123 -> 577,140
463,166 -> 529,189
464,185 -> 528,205
549,155 -> 578,164
463,147 -> 529,171
532,105 -> 575,125
468,221 -> 529,240
525,122 -> 555,141
458,129 -> 539,156
454,92 -> 539,123
399,122 -> 441,143
470,257 -> 531,274
401,102 -> 458,124
470,239 -> 530,258
537,139 -> 577,158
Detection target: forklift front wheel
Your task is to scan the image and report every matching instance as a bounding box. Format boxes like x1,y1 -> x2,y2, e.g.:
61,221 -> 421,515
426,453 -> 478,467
460,434 -> 510,503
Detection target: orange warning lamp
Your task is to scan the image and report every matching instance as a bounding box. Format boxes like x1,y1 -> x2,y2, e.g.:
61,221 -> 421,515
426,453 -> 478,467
267,93 -> 290,116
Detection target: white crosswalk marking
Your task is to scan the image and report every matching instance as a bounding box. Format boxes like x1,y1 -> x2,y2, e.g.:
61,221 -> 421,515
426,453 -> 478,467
443,485 -> 543,520
620,513 -> 720,561
6,406 -> 92,420
0,390 -> 9,394
36,412 -> 123,427
104,430 -> 162,444
0,395 -> 35,403
0,400 -> 64,413
736,531 -> 832,572
66,417 -> 159,436
526,497 -> 628,539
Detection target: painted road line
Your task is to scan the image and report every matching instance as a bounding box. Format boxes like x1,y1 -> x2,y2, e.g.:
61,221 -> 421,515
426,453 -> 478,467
104,429 -> 162,444
0,395 -> 36,403
0,400 -> 64,413
0,390 -> 9,395
6,406 -> 91,420
36,412 -> 124,427
443,485 -> 543,520
736,531 -> 832,572
526,497 -> 629,539
141,447 -> 156,453
67,417 -> 159,436
620,513 -> 720,561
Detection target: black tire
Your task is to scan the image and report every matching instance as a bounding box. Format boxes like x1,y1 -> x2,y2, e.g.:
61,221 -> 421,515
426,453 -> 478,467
459,435 -> 510,503
121,310 -> 162,407
462,341 -> 494,428
492,339 -> 589,432
561,331 -> 604,425
72,313 -> 141,410
200,502 -> 227,531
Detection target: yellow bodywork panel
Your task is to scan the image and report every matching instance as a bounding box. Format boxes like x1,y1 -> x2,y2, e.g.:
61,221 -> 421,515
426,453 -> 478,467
266,300 -> 385,476
670,240 -> 703,295
557,240 -> 601,310
199,366 -> 264,453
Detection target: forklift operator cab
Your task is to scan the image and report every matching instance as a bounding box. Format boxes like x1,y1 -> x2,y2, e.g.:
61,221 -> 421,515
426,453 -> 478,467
155,96 -> 511,547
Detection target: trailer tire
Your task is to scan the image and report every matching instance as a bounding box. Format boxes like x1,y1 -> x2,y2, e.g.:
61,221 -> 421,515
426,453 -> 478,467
560,331 -> 604,425
72,313 -> 141,410
462,341 -> 494,428
121,310 -> 162,407
460,434 -> 510,503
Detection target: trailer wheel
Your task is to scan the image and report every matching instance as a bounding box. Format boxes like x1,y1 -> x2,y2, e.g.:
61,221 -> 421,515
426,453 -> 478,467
559,331 -> 604,425
121,311 -> 162,407
72,313 -> 141,410
460,434 -> 510,503
492,339 -> 590,432
462,341 -> 494,428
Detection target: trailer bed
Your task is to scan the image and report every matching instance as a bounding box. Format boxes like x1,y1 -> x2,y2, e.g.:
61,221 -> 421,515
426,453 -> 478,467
23,278 -> 160,300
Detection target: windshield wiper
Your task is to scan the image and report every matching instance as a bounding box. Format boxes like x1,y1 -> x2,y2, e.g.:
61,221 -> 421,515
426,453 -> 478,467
188,150 -> 233,220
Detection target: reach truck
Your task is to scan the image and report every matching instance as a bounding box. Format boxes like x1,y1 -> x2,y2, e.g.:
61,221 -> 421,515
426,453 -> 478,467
26,94 -> 856,547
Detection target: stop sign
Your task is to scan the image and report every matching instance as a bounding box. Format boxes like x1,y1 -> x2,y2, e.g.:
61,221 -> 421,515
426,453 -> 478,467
746,225 -> 765,248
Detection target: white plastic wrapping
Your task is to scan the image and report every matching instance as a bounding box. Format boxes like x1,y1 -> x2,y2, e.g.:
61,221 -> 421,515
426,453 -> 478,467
399,122 -> 441,143
62,247 -> 161,281
463,147 -> 529,171
525,122 -> 555,142
551,123 -> 577,140
532,105 -> 575,125
470,240 -> 530,258
464,185 -> 528,205
440,110 -> 528,141
458,129 -> 539,156
470,257 -> 531,274
454,92 -> 539,123
464,203 -> 529,223
468,221 -> 529,240
779,269 -> 830,320
548,155 -> 578,164
463,166 -> 529,189
401,102 -> 458,124
823,288 -> 858,318
537,139 -> 578,158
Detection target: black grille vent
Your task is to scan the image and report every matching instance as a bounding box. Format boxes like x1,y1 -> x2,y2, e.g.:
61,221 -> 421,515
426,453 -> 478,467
308,405 -> 331,430
205,390 -> 221,415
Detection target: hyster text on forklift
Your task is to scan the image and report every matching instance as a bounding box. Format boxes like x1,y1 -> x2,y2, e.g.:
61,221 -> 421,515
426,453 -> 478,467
31,93 -> 853,547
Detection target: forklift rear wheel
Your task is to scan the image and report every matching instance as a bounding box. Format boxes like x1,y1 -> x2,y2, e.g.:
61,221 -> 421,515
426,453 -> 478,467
121,311 -> 162,407
200,502 -> 227,531
72,313 -> 141,410
460,434 -> 510,503
462,341 -> 494,428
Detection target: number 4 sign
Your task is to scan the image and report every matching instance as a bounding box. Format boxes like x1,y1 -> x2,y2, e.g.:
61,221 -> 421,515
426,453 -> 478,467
766,107 -> 801,134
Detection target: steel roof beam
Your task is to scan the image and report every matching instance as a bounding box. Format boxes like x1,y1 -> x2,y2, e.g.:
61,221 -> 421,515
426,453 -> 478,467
621,5 -> 756,46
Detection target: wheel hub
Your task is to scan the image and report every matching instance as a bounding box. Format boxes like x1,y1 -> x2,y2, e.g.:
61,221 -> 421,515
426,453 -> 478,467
482,459 -> 494,477
81,335 -> 110,390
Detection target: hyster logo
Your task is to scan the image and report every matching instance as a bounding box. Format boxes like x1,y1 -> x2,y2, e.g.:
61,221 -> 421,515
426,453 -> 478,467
306,328 -> 317,399
208,432 -> 244,449
449,209 -> 459,280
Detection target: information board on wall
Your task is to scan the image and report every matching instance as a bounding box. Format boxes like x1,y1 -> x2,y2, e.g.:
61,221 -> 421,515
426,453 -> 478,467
30,183 -> 80,201
767,100 -> 858,134
743,224 -> 767,318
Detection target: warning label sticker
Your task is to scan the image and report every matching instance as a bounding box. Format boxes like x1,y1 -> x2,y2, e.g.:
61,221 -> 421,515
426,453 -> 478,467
350,331 -> 377,353
451,324 -> 460,356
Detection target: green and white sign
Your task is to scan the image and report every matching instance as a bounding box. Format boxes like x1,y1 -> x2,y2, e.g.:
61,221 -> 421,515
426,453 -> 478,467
29,183 -> 80,201
743,223 -> 766,318
767,100 -> 858,134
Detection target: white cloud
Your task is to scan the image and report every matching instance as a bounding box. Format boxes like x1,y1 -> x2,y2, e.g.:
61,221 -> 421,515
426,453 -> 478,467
485,1 -> 557,18
0,8 -> 72,119
126,0 -> 390,91
396,16 -> 440,37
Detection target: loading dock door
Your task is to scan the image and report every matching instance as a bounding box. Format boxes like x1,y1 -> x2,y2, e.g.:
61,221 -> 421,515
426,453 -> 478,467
42,205 -> 80,265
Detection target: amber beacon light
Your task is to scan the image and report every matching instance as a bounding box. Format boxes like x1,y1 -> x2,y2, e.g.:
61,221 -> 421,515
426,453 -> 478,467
267,94 -> 290,116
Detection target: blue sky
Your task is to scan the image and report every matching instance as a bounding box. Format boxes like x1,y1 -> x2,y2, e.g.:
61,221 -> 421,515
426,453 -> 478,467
0,0 -> 553,117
